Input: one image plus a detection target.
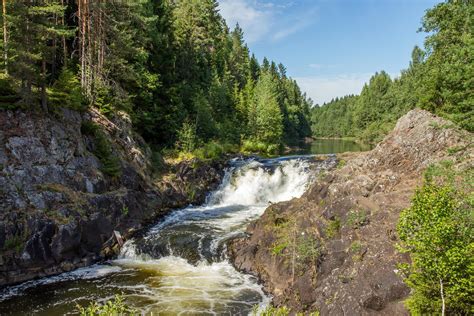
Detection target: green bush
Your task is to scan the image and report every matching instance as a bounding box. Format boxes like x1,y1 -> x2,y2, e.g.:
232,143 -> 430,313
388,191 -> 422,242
48,69 -> 85,111
241,139 -> 280,155
176,121 -> 198,153
3,235 -> 23,253
81,121 -> 121,177
0,74 -> 21,110
346,209 -> 369,229
253,305 -> 290,316
77,295 -> 135,316
194,141 -> 225,160
325,217 -> 341,238
397,172 -> 473,314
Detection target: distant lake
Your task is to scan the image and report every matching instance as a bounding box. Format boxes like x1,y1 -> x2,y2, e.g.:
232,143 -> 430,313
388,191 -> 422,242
297,138 -> 372,155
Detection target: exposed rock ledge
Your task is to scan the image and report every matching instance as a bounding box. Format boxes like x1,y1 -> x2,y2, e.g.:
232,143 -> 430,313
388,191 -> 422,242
229,109 -> 473,315
0,108 -> 225,286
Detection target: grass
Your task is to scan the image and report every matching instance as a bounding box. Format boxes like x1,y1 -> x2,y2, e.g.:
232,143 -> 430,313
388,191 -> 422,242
271,242 -> 288,256
3,235 -> 24,253
346,209 -> 368,229
121,206 -> 129,216
325,217 -> 341,238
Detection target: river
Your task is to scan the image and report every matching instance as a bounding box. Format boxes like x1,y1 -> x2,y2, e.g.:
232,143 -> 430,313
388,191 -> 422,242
0,155 -> 335,315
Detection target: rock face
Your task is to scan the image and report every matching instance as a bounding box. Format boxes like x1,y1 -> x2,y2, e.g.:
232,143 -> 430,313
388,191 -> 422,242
0,108 -> 224,286
229,109 -> 473,315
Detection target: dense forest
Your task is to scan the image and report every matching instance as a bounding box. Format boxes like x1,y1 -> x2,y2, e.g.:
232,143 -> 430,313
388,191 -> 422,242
0,0 -> 312,155
312,0 -> 473,144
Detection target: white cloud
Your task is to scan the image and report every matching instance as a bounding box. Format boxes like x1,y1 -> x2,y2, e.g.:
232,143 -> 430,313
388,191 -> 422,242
218,0 -> 273,43
218,0 -> 316,43
294,74 -> 372,105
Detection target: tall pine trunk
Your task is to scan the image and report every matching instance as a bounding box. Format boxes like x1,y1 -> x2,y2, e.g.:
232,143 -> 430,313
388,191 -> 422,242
41,59 -> 48,111
2,0 -> 7,74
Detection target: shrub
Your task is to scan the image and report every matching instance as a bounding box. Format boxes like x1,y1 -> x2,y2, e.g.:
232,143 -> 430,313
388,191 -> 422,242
48,69 -> 85,111
77,295 -> 135,316
397,165 -> 473,314
0,74 -> 21,110
176,121 -> 198,153
241,139 -> 280,155
253,305 -> 290,316
3,235 -> 23,253
346,209 -> 368,229
325,217 -> 341,238
81,121 -> 121,177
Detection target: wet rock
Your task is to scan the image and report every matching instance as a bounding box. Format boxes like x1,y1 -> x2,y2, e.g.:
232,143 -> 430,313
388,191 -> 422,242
51,222 -> 82,261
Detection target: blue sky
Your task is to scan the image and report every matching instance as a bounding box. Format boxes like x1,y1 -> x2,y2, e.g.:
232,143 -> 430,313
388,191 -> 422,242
218,0 -> 439,105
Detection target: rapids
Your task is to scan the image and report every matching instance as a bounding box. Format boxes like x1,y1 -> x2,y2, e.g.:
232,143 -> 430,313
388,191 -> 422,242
0,156 -> 333,315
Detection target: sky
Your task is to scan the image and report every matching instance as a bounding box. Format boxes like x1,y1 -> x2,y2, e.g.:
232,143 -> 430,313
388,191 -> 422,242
217,0 -> 440,105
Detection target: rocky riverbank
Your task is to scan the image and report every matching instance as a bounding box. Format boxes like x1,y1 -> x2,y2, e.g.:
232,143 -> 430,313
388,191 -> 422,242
229,109 -> 473,315
0,108 -> 225,286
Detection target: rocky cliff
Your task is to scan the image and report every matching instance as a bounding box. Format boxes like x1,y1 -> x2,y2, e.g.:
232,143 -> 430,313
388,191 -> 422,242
0,108 -> 224,286
229,109 -> 473,315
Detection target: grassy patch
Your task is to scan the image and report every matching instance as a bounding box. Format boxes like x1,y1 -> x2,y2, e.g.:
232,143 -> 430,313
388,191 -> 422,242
325,217 -> 341,238
3,235 -> 24,253
346,209 -> 369,229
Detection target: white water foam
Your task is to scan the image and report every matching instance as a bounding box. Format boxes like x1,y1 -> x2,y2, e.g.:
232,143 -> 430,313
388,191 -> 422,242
113,157 -> 314,314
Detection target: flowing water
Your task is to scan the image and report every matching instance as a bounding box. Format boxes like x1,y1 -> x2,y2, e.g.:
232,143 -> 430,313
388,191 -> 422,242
0,156 -> 334,315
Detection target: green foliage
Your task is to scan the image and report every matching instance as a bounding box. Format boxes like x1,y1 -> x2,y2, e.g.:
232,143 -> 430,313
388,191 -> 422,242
3,235 -> 23,253
121,206 -> 129,216
1,0 -> 312,155
397,163 -> 473,315
81,121 -> 121,177
176,121 -> 198,153
350,241 -> 363,253
252,305 -> 290,316
346,210 -> 369,229
0,74 -> 21,109
241,139 -> 279,156
252,72 -> 284,147
48,69 -> 85,111
77,295 -> 136,316
271,242 -> 288,256
325,217 -> 341,238
312,0 -> 473,143
270,217 -> 321,272
193,141 -> 226,160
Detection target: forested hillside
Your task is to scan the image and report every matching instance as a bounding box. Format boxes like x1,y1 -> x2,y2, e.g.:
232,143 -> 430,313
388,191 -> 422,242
0,0 -> 311,155
312,0 -> 473,144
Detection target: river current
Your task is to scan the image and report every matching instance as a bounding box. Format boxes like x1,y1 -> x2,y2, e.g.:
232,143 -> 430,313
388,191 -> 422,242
0,156 -> 331,315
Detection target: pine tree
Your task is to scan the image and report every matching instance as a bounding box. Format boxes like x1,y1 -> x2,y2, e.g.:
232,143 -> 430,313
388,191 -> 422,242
253,72 -> 283,148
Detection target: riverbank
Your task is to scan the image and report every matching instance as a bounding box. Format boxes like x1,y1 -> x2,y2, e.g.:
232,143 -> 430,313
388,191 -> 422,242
0,108 -> 227,287
229,109 -> 473,314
